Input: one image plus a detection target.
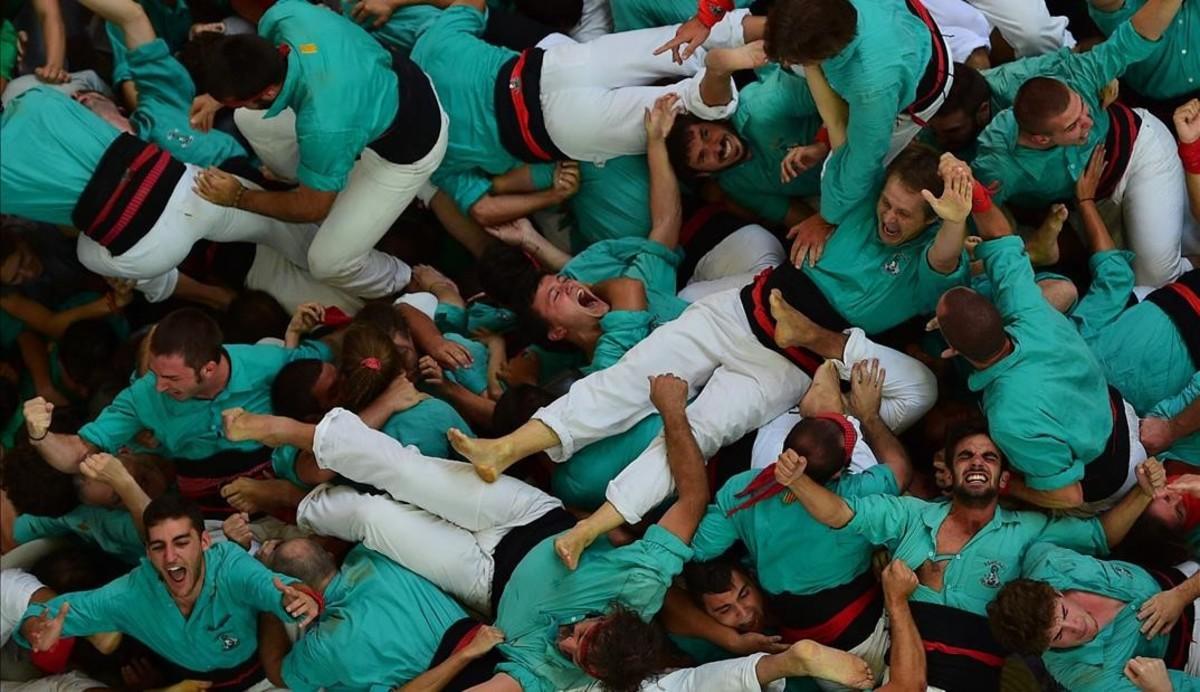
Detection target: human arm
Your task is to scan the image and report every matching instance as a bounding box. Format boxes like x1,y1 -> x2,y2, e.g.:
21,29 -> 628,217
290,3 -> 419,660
661,587 -> 789,655
79,453 -> 152,539
1075,145 -> 1117,253
877,560 -> 926,692
284,303 -> 325,349
0,287 -> 129,340
1175,100 -> 1200,223
398,626 -> 506,692
75,0 -> 156,49
397,303 -> 475,371
193,170 -> 338,224
418,356 -> 495,430
476,331 -> 507,400
698,41 -> 766,109
804,64 -> 847,150
1099,457 -> 1166,548
1124,657 -> 1175,692
652,374 -> 710,545
17,332 -> 67,405
1141,379 -> 1200,456
923,155 -> 974,275
1128,0 -> 1184,41
1005,475 -> 1085,509
470,165 -> 580,226
1137,570 -> 1200,639
30,0 -> 67,83
257,613 -> 291,687
23,397 -> 98,473
818,89 -> 899,224
357,373 -> 431,429
848,360 -> 913,491
484,217 -> 573,272
645,94 -> 684,250
773,449 -> 855,528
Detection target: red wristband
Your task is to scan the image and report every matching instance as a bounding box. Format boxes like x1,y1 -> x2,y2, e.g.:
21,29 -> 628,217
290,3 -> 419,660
1180,138 -> 1200,175
696,0 -> 734,28
814,126 -> 831,148
971,179 -> 993,214
292,584 -> 325,617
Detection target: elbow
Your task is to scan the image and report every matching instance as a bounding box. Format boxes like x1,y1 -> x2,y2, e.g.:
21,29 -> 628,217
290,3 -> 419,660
469,197 -> 510,227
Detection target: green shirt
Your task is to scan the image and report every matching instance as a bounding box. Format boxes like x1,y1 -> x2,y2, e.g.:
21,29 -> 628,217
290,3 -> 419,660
281,545 -> 467,691
379,397 -> 474,459
0,87 -> 120,225
969,237 -> 1112,491
1090,0 -> 1199,100
552,414 -> 663,510
341,1 -> 441,55
716,66 -> 822,224
1021,543 -> 1200,692
13,505 -> 144,565
804,202 -> 968,334
17,542 -> 296,672
1148,372 -> 1200,464
844,495 -> 1108,616
0,19 -> 16,80
413,5 -> 521,211
694,464 -> 899,595
531,157 -> 655,253
563,237 -> 689,327
972,22 -> 1158,206
1072,249 -> 1193,415
818,0 -> 932,224
443,332 -> 490,396
494,524 -> 693,692
259,0 -> 399,191
127,39 -> 248,167
581,310 -> 654,374
79,344 -> 320,460
105,0 -> 190,87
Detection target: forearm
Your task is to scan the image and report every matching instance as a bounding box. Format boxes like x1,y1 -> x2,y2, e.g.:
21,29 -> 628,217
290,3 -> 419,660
881,596 -> 926,691
515,229 -> 572,272
112,476 -> 152,538
859,414 -> 912,491
785,474 -> 854,528
430,191 -> 491,259
646,140 -> 683,250
31,433 -> 94,473
172,272 -> 234,311
491,166 -> 540,195
1006,478 -> 1084,510
397,304 -> 449,357
239,188 -> 334,224
805,66 -> 848,149
971,203 -> 1015,240
1076,200 -> 1117,253
698,65 -> 735,109
927,220 -> 968,274
470,191 -> 562,227
662,587 -> 741,650
78,0 -> 155,47
1101,483 -> 1154,548
2,294 -> 114,340
32,0 -> 66,68
257,614 -> 291,688
1131,0 -> 1183,41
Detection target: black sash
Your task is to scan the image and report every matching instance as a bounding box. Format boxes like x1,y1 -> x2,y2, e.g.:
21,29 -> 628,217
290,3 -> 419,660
903,0 -> 951,120
494,48 -> 566,163
909,601 -> 1005,692
738,263 -> 850,376
1080,386 -> 1132,504
489,507 -> 576,613
1096,103 -> 1143,200
1146,269 -> 1200,370
160,652 -> 264,691
771,569 -> 884,650
368,51 -> 443,165
172,447 -> 274,520
427,618 -> 508,691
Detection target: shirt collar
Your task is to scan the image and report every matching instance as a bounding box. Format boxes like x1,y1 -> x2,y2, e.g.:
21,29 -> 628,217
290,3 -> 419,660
966,336 -> 1022,391
264,49 -> 300,119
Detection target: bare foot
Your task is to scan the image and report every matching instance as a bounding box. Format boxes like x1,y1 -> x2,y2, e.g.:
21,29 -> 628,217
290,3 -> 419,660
799,361 -> 843,417
769,289 -> 820,350
554,524 -> 597,571
222,408 -> 277,445
448,428 -> 513,483
220,477 -> 272,513
783,640 -> 874,689
1025,204 -> 1067,266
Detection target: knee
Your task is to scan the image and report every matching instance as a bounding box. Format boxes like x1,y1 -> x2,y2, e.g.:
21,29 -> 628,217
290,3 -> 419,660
307,249 -> 356,284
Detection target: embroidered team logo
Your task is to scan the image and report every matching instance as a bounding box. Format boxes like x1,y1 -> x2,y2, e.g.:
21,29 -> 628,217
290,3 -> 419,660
218,633 -> 239,651
166,129 -> 194,149
980,561 -> 1004,588
881,254 -> 903,275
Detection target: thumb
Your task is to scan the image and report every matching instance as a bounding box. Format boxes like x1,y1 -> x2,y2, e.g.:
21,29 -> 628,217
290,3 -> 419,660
273,577 -> 289,593
54,601 -> 70,622
921,189 -> 938,206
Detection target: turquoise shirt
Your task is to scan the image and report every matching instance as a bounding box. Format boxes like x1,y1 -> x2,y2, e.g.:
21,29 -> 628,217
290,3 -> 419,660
581,310 -> 654,374
281,545 -> 467,691
379,397 -> 474,459
105,0 -> 190,87
13,505 -> 143,565
443,332 -> 491,396
127,39 -> 248,167
17,542 -> 296,672
79,343 -> 324,460
969,237 -> 1112,490
563,237 -> 689,327
1021,543 -> 1200,692
845,495 -> 1108,616
531,157 -> 655,253
610,0 -> 753,31
972,22 -> 1157,206
717,66 -> 822,224
340,1 -> 441,55
1090,0 -> 1199,100
259,0 -> 399,191
552,414 -> 663,510
412,5 -> 521,211
271,446 -> 312,491
1072,250 -> 1193,415
0,87 -> 120,225
694,464 -> 899,595
494,525 -> 693,692
804,202 -> 969,334
818,0 -> 932,224
1148,372 -> 1200,464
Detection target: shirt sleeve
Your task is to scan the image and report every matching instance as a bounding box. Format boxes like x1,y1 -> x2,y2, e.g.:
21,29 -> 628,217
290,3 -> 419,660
975,235 -> 1054,321
1070,250 -> 1136,340
1148,370 -> 1200,421
843,494 -> 921,550
78,381 -> 148,451
126,39 -> 194,115
223,547 -> 296,622
14,576 -> 134,648
296,127 -> 368,192
432,168 -> 494,215
1037,516 -> 1109,557
605,524 -> 695,614
993,421 -> 1083,491
105,22 -> 133,85
842,464 -> 900,498
12,514 -> 75,545
690,502 -> 740,562
1064,20 -> 1157,95
818,90 -> 893,224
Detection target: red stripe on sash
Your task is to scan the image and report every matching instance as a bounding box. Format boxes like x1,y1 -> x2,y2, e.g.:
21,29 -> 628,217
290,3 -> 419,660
923,640 -> 1006,668
778,583 -> 881,645
510,51 -> 553,162
748,270 -> 823,374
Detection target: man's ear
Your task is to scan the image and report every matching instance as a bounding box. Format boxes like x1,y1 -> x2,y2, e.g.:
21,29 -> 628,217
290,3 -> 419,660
977,101 -> 991,126
999,470 -> 1011,491
547,326 -> 568,342
1030,134 -> 1052,147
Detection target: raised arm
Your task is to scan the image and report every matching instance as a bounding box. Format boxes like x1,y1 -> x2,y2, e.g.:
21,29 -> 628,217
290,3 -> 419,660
79,453 -> 152,539
877,560 -> 926,692
653,374 -> 710,545
804,64 -> 848,150
847,360 -> 913,492
923,155 -> 973,275
484,218 -> 572,273
774,449 -> 855,528
698,42 -> 767,109
30,0 -> 67,83
1074,145 -> 1118,253
1175,100 -> 1200,223
74,0 -> 157,50
1099,458 -> 1165,548
645,95 -> 684,250
1129,0 -> 1184,41
24,398 -> 96,474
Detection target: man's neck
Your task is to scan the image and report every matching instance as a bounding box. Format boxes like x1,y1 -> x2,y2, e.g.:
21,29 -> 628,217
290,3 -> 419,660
946,500 -> 998,534
197,354 -> 231,400
570,324 -> 604,361
973,338 -> 1015,370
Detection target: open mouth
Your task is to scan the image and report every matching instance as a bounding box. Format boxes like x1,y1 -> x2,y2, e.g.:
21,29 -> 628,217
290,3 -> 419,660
880,221 -> 902,241
167,566 -> 187,584
963,470 -> 989,487
577,288 -> 600,310
720,137 -> 731,161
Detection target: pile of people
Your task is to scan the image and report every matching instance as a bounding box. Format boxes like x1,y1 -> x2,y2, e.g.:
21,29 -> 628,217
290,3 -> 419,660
0,0 -> 1198,688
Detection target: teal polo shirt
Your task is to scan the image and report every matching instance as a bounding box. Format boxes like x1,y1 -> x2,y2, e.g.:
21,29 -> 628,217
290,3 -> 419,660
413,5 -> 522,211
969,237 -> 1112,490
972,22 -> 1158,206
17,542 -> 298,672
380,397 -> 474,459
552,414 -> 663,510
1090,0 -> 1199,100
1071,249 -> 1193,415
694,464 -> 899,596
13,505 -> 144,565
716,66 -> 822,224
443,332 -> 490,396
804,202 -> 969,334
341,1 -> 441,55
105,0 -> 190,87
1147,373 -> 1200,464
563,237 -> 689,327
79,343 -> 326,460
844,495 -> 1108,616
531,157 -> 656,253
0,87 -> 120,225
581,310 -> 654,374
127,39 -> 248,167
818,0 -> 931,225
281,545 -> 467,691
1021,543 -> 1199,692
259,0 -> 399,191
494,525 -> 692,692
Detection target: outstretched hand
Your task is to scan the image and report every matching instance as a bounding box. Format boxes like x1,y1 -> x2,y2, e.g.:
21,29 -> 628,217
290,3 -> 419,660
653,16 -> 711,65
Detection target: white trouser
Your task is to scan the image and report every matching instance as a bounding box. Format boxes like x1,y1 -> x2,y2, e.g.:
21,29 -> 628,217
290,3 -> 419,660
244,244 -> 364,316
299,409 -> 562,614
814,615 -> 890,692
1079,400 -> 1147,513
74,165 -> 315,303
752,413 -> 881,472
966,0 -> 1074,57
922,0 -> 991,61
233,107 -> 300,182
540,11 -> 748,163
679,224 -> 786,303
884,36 -> 956,164
1113,110 -> 1200,287
0,672 -> 106,691
633,653 -> 785,692
1184,561 -> 1200,675
535,289 -> 937,523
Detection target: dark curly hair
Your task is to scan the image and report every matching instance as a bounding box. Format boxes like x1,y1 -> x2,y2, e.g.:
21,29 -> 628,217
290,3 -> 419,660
585,605 -> 672,692
986,579 -> 1057,655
